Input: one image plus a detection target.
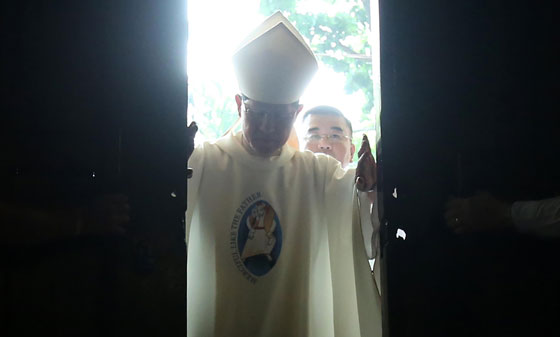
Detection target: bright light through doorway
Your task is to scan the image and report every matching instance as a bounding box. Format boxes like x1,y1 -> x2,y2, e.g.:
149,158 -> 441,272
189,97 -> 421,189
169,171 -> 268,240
187,0 -> 380,165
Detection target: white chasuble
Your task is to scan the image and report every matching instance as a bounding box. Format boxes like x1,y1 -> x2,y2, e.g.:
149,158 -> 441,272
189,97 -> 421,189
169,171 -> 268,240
186,132 -> 381,337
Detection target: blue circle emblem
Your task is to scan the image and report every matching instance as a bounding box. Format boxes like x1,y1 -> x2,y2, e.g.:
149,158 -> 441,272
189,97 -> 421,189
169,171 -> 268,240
237,200 -> 282,276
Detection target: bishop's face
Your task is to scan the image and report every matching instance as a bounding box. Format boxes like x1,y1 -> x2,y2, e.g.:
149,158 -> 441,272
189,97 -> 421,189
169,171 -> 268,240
236,94 -> 302,157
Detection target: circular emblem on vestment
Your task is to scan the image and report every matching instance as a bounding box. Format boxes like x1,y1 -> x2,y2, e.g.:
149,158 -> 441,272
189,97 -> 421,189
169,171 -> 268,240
234,199 -> 282,278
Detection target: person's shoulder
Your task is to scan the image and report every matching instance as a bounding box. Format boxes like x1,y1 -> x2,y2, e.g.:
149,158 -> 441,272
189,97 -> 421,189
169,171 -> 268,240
292,149 -> 343,171
190,136 -> 230,164
293,149 -> 323,164
194,134 -> 231,152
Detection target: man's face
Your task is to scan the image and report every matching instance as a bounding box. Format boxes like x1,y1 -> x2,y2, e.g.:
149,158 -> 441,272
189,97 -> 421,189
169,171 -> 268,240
236,95 -> 302,157
301,114 -> 355,168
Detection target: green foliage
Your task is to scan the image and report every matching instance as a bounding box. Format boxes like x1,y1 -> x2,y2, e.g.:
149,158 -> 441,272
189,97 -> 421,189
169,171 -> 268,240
189,0 -> 376,143
260,0 -> 374,116
188,80 -> 238,141
260,0 -> 296,12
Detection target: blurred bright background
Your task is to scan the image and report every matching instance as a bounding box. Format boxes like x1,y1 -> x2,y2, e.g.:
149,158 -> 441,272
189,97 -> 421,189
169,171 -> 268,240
187,0 -> 380,164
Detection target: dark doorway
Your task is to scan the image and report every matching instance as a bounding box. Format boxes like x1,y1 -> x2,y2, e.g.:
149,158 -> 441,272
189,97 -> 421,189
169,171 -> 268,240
1,1 -> 187,336
378,1 -> 559,336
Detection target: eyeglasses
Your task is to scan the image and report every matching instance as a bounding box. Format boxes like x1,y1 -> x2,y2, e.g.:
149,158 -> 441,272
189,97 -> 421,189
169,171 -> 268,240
304,133 -> 351,144
244,107 -> 296,123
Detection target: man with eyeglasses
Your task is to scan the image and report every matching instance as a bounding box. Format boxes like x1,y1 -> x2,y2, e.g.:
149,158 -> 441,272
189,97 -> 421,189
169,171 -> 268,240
186,11 -> 380,337
300,106 -> 380,273
300,105 -> 356,168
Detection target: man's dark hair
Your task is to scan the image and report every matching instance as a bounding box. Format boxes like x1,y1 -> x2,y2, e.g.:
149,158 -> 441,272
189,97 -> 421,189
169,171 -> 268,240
302,105 -> 353,134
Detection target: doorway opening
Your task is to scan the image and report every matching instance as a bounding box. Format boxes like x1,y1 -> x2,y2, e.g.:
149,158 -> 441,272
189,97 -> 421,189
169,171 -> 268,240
187,0 -> 381,165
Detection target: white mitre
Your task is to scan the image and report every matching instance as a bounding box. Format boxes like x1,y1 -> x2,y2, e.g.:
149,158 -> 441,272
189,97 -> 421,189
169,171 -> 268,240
232,11 -> 318,105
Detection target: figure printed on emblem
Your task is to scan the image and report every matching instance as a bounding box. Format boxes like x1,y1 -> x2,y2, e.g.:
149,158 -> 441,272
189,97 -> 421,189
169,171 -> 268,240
241,202 -> 277,262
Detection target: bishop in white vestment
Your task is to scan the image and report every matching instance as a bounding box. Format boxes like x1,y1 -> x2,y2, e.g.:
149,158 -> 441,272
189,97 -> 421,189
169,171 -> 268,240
186,11 -> 381,337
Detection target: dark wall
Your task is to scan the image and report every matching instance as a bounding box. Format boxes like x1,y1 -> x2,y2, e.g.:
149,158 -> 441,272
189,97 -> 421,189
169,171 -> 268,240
378,1 -> 559,336
1,1 -> 187,336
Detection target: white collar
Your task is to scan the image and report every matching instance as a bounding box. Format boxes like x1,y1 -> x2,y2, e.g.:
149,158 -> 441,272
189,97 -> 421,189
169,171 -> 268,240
215,132 -> 296,169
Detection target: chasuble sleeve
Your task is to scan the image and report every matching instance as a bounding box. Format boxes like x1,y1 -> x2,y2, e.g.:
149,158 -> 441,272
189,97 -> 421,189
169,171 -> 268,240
186,145 -> 205,245
511,196 -> 560,238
